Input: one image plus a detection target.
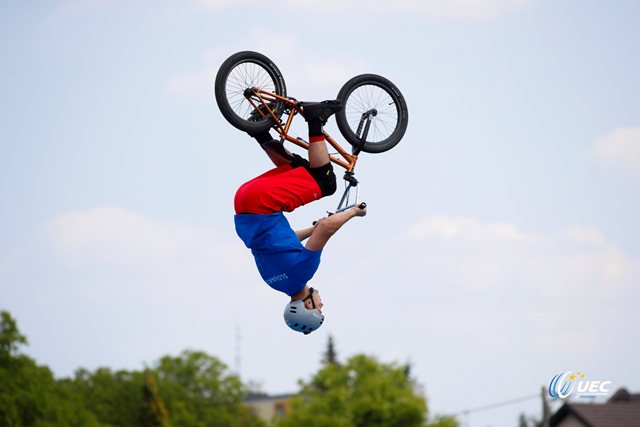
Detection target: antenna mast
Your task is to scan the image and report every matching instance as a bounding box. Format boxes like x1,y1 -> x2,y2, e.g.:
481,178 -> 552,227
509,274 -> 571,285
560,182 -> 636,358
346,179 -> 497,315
234,324 -> 241,376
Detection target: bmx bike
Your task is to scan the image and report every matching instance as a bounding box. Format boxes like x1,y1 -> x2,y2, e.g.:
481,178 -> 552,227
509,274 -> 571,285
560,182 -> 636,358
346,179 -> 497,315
214,51 -> 409,213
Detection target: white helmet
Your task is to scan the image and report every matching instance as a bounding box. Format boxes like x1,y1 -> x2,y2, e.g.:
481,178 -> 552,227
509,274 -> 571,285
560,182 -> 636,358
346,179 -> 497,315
283,289 -> 324,335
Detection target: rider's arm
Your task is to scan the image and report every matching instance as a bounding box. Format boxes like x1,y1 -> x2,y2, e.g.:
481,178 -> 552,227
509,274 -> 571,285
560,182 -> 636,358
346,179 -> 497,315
295,226 -> 315,242
304,205 -> 367,251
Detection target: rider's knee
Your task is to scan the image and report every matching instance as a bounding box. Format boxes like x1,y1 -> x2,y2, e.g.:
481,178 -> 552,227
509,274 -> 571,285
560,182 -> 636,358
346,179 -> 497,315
310,163 -> 336,197
324,169 -> 337,197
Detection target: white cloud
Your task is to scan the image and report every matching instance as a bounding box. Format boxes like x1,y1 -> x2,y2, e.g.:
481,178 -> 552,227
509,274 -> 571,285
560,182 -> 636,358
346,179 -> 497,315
51,0 -> 534,26
292,0 -> 533,19
193,0 -> 535,19
192,0 -> 247,10
404,215 -> 532,241
591,127 -> 640,175
563,226 -> 606,246
35,205 -> 266,319
45,206 -> 238,266
318,214 -> 640,353
400,215 -> 638,294
327,215 -> 640,367
41,205 -> 253,300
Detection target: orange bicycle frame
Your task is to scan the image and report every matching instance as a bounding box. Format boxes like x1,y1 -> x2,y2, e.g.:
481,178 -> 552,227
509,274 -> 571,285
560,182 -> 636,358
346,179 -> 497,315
247,88 -> 359,172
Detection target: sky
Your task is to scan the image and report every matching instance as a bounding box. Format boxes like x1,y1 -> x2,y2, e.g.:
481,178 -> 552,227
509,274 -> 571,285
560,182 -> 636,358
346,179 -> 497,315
1,0 -> 639,426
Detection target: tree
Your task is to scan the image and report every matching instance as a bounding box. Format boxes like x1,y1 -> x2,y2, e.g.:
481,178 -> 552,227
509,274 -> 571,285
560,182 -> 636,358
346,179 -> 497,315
0,310 -> 27,356
154,350 -> 265,427
518,413 -> 542,427
140,370 -> 170,427
427,414 -> 460,427
0,311 -> 265,426
322,334 -> 339,366
276,354 -> 429,427
0,310 -> 103,427
66,353 -> 265,427
68,367 -> 145,426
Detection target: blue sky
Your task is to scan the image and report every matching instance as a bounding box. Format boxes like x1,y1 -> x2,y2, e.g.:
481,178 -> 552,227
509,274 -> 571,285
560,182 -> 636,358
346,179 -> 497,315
1,1 -> 639,426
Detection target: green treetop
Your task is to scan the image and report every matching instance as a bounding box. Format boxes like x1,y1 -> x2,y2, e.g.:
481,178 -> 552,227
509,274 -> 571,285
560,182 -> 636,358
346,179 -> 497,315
276,354 -> 428,427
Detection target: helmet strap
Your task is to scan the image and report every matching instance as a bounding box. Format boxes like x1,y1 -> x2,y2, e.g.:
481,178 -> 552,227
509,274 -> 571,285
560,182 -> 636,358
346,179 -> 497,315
302,287 -> 317,309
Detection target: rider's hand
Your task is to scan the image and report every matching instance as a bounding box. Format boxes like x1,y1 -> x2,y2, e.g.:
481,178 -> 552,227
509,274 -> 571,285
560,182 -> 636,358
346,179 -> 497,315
352,204 -> 367,217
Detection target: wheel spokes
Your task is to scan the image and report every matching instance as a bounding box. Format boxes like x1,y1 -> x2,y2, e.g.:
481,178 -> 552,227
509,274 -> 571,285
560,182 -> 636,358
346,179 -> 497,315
225,62 -> 276,120
344,84 -> 399,143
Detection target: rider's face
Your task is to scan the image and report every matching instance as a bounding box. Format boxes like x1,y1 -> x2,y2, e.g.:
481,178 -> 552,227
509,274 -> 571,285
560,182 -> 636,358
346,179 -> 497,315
305,287 -> 324,313
313,290 -> 324,312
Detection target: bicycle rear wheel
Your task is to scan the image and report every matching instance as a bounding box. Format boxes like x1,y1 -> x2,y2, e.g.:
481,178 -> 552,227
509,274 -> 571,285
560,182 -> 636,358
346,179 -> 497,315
336,74 -> 408,153
214,51 -> 287,134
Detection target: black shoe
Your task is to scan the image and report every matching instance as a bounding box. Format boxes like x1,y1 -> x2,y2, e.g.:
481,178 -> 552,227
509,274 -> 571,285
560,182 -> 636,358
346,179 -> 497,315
248,102 -> 275,122
302,100 -> 343,124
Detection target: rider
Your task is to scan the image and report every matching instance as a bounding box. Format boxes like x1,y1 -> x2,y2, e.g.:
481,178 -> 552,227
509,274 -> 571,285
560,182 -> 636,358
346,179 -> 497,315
234,101 -> 367,335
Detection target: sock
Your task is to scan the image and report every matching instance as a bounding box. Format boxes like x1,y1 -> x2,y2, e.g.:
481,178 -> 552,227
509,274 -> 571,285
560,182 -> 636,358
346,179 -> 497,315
308,120 -> 323,140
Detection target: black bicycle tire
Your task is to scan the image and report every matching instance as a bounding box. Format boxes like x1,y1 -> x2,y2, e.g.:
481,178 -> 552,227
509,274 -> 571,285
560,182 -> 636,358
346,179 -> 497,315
335,74 -> 408,153
214,51 -> 287,134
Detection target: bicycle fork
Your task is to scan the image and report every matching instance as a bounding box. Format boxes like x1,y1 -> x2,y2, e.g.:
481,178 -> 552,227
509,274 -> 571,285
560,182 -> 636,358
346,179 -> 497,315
335,171 -> 363,213
333,109 -> 375,213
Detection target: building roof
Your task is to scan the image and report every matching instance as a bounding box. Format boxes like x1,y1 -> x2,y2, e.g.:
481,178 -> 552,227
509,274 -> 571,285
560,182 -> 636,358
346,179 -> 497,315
550,388 -> 640,427
609,388 -> 640,404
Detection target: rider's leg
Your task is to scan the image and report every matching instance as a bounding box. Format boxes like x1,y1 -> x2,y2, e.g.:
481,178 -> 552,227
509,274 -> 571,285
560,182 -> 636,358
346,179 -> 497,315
303,100 -> 343,168
303,101 -> 342,195
308,134 -> 330,168
238,101 -> 341,214
251,131 -> 294,166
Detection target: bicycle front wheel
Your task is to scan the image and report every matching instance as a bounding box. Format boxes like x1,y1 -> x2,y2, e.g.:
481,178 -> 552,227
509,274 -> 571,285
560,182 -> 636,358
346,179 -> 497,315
214,51 -> 287,134
336,74 -> 408,153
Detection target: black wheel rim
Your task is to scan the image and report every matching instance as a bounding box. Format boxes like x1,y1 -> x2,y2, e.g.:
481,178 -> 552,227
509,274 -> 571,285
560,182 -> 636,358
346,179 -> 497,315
224,60 -> 278,122
343,83 -> 400,144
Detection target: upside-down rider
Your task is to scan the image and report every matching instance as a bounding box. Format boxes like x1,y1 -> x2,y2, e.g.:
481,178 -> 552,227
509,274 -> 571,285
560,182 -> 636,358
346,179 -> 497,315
234,100 -> 367,335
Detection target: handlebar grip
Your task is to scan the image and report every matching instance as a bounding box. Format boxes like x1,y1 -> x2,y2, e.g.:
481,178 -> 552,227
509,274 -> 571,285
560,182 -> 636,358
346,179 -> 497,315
358,202 -> 367,209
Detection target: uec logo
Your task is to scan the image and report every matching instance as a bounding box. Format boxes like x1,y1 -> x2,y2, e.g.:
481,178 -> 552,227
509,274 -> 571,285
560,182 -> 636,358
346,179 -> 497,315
549,371 -> 612,399
549,372 -> 575,398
